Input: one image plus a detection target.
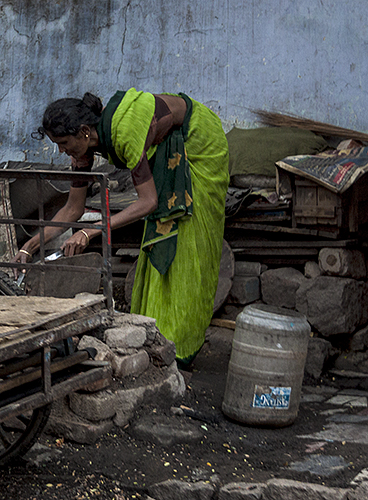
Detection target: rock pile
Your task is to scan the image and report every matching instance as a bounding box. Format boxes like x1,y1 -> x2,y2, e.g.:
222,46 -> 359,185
228,248 -> 368,379
46,312 -> 186,443
229,247 -> 368,381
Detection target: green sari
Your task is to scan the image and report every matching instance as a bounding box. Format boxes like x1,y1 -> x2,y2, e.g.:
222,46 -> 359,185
103,88 -> 229,363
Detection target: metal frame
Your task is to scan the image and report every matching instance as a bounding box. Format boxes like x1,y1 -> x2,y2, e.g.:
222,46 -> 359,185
0,169 -> 113,313
0,168 -> 114,456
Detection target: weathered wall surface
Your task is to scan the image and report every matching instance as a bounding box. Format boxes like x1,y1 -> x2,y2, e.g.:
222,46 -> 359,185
0,0 -> 367,163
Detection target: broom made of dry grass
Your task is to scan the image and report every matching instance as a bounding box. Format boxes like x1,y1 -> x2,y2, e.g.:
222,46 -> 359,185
252,109 -> 368,142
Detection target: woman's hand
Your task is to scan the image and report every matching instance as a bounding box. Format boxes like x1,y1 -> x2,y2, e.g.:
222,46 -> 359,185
61,230 -> 90,257
11,248 -> 33,278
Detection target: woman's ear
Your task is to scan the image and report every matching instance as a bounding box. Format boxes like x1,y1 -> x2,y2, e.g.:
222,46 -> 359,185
80,125 -> 91,138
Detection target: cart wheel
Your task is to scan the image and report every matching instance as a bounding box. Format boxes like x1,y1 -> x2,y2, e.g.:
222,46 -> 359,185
0,271 -> 25,296
0,272 -> 51,466
0,404 -> 51,466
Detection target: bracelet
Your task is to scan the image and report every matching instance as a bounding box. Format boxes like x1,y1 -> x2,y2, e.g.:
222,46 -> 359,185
81,230 -> 90,246
19,249 -> 32,258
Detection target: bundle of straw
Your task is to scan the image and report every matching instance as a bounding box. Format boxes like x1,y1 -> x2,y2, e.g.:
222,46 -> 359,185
252,109 -> 368,142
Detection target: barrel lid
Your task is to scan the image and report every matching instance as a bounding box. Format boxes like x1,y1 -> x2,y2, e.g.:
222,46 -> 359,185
238,304 -> 309,328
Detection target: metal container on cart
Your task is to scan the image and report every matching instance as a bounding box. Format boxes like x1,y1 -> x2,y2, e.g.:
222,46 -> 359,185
222,304 -> 311,427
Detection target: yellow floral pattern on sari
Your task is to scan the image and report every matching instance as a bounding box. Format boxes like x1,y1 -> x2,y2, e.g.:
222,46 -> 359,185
185,190 -> 193,207
141,94 -> 194,274
168,193 -> 178,209
156,219 -> 175,235
168,153 -> 182,170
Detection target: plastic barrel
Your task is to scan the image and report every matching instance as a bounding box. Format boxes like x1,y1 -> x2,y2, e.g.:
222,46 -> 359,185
222,304 -> 311,427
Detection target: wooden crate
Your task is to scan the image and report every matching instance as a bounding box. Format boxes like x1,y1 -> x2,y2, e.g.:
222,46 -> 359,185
277,168 -> 368,237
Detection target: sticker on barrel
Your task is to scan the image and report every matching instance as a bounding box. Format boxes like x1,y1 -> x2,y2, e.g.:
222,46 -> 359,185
252,385 -> 291,409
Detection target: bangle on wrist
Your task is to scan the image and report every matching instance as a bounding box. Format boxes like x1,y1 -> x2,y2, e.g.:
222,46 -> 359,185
81,230 -> 90,246
19,249 -> 32,258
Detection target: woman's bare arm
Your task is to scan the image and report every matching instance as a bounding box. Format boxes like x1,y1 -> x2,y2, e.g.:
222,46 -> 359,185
61,177 -> 158,256
12,185 -> 88,267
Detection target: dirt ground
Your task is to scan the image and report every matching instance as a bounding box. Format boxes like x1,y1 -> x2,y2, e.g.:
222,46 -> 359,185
0,304 -> 367,500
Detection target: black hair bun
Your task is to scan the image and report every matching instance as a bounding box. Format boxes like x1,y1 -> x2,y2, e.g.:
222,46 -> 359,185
82,92 -> 103,116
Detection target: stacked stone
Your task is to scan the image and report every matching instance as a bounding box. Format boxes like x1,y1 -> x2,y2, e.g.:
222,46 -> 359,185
225,248 -> 368,380
227,261 -> 266,305
144,477 -> 352,500
247,248 -> 368,380
46,312 -> 186,443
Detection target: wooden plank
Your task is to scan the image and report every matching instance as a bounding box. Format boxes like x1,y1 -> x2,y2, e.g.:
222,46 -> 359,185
294,179 -> 318,187
230,254 -> 319,265
0,362 -> 112,422
245,201 -> 290,210
0,350 -> 90,395
228,239 -> 358,248
317,187 -> 338,206
226,222 -> 319,236
294,206 -> 336,218
349,183 -> 359,232
0,348 -> 58,378
0,294 -> 106,335
0,311 -> 110,363
42,346 -> 51,397
230,214 -> 291,222
317,228 -> 340,238
210,318 -> 236,330
295,185 -> 317,225
276,166 -> 292,198
231,248 -> 319,256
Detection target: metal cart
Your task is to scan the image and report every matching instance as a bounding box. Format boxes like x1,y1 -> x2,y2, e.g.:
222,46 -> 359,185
0,169 -> 113,465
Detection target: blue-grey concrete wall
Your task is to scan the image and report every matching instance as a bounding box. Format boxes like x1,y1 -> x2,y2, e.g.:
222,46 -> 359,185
0,0 -> 367,164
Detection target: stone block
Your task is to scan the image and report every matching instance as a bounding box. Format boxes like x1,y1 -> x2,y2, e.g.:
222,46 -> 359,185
350,325 -> 368,351
347,481 -> 368,499
261,267 -> 306,309
334,351 -> 368,374
296,276 -> 362,336
130,414 -> 204,446
112,349 -> 150,378
113,363 -> 185,427
145,340 -> 176,367
304,261 -> 322,279
113,346 -> 139,356
304,337 -> 332,380
235,261 -> 262,276
113,385 -> 146,427
228,276 -> 260,305
46,416 -> 113,445
153,330 -> 170,346
80,376 -> 112,393
359,281 -> 368,326
221,304 -> 244,321
112,311 -> 157,329
77,335 -> 115,364
104,324 -> 147,349
46,396 -> 113,444
112,312 -> 158,344
219,482 -> 263,499
263,478 -> 347,500
319,248 -> 366,279
69,389 -> 116,421
148,479 -> 215,500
